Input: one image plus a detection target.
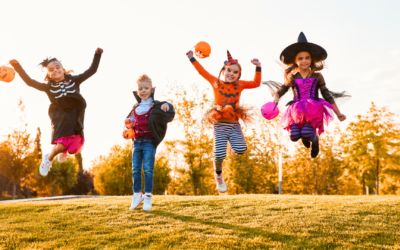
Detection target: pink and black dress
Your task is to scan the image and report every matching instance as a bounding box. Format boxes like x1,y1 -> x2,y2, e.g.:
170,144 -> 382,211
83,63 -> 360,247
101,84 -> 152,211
274,72 -> 337,135
11,52 -> 102,154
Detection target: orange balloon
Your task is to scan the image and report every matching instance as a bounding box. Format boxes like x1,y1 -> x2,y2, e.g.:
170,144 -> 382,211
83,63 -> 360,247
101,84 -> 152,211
195,41 -> 211,59
123,128 -> 135,140
0,66 -> 15,83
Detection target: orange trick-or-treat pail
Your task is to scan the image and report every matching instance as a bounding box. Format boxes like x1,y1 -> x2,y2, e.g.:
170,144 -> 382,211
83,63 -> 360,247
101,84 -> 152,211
195,41 -> 211,59
0,66 -> 15,83
123,128 -> 135,140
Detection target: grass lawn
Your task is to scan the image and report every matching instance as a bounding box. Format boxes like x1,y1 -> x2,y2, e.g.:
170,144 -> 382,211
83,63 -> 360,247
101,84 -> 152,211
0,195 -> 400,249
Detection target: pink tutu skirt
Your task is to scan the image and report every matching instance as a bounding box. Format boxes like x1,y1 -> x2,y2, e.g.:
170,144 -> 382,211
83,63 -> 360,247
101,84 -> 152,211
280,98 -> 335,135
52,134 -> 85,155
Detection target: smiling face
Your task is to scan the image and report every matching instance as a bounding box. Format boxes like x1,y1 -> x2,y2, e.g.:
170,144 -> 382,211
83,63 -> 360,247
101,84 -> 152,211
295,51 -> 312,70
222,64 -> 240,83
137,81 -> 153,100
46,61 -> 65,82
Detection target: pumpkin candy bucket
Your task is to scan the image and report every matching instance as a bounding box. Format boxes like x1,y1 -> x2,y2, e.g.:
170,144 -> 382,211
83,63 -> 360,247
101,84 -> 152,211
123,128 -> 135,140
194,41 -> 211,59
0,66 -> 15,83
123,117 -> 136,139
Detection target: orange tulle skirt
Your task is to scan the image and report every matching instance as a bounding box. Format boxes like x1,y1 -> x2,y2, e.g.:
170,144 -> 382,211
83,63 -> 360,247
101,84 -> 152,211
203,104 -> 254,125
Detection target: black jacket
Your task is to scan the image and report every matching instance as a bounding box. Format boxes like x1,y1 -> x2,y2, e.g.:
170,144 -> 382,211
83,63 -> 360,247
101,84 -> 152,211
12,53 -> 102,143
126,89 -> 175,148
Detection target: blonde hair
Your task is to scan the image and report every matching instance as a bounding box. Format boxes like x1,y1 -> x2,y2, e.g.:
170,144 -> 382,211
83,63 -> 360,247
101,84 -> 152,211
136,74 -> 152,85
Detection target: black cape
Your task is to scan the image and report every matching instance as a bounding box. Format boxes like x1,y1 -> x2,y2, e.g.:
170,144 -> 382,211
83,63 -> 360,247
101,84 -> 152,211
12,53 -> 102,143
126,89 -> 175,148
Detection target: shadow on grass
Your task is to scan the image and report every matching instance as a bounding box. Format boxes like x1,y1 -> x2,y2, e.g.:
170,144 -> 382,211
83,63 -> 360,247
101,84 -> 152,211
149,210 -> 329,248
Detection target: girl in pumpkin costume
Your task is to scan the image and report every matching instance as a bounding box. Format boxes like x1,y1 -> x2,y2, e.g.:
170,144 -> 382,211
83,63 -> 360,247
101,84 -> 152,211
186,50 -> 261,193
264,32 -> 350,158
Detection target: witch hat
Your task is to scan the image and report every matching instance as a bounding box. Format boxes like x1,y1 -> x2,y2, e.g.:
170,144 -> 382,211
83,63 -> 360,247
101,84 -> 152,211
224,50 -> 238,66
280,32 -> 327,65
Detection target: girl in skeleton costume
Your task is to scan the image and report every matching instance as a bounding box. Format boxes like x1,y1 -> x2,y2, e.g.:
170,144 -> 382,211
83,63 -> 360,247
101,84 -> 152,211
9,48 -> 103,176
264,32 -> 350,158
186,50 -> 261,193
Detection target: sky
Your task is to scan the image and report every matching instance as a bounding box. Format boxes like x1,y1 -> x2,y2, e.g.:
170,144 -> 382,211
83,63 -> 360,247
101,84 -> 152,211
0,0 -> 399,169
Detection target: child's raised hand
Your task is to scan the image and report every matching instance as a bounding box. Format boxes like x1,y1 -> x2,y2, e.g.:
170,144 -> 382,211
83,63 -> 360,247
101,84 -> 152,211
96,48 -> 103,54
186,50 -> 194,59
251,59 -> 261,67
337,113 -> 346,122
9,59 -> 19,65
161,103 -> 170,112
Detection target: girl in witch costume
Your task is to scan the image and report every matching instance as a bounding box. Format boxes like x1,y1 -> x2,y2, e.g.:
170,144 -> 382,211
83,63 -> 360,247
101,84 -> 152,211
186,49 -> 261,193
264,32 -> 350,158
9,48 -> 103,176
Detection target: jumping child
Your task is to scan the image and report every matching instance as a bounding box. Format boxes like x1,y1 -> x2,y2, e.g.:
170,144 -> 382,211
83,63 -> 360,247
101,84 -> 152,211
264,32 -> 350,157
186,50 -> 261,193
10,48 -> 103,176
124,74 -> 175,211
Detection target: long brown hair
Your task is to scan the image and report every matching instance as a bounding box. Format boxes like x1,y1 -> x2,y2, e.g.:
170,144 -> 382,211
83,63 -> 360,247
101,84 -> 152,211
214,63 -> 242,88
283,53 -> 324,86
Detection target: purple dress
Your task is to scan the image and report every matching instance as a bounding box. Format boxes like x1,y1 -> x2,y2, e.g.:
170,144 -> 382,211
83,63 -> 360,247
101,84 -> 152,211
264,73 -> 350,135
280,76 -> 334,135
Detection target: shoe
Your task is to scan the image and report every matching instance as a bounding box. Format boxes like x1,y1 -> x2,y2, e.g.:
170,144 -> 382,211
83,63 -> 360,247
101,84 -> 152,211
311,135 -> 320,158
214,173 -> 228,193
301,138 -> 310,148
130,193 -> 144,210
39,154 -> 53,176
58,153 -> 68,163
143,194 -> 152,211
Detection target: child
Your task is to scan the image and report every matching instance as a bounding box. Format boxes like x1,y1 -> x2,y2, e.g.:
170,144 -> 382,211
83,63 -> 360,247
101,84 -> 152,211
10,48 -> 103,176
264,32 -> 350,157
186,50 -> 261,193
124,74 -> 175,211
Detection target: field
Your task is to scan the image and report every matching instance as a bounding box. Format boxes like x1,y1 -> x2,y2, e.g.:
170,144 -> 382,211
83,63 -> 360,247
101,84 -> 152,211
0,195 -> 399,249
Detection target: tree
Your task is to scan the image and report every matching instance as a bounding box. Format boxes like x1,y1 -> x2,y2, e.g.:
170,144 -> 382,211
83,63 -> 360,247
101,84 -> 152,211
0,99 -> 38,199
152,157 -> 172,195
342,103 -> 400,195
165,83 -> 215,196
283,127 -> 345,195
92,143 -> 133,195
225,112 -> 287,195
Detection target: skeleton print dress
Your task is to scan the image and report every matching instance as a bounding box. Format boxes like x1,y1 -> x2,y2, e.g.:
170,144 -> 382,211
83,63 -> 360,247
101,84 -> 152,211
12,53 -> 102,143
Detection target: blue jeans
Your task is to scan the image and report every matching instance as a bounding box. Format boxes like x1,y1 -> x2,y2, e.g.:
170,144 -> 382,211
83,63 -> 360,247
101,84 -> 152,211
132,138 -> 156,193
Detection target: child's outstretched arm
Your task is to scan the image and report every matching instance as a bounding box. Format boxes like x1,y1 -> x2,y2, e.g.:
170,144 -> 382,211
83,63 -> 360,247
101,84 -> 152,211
239,59 -> 262,89
9,60 -> 47,92
74,48 -> 103,84
318,74 -> 346,121
186,50 -> 217,85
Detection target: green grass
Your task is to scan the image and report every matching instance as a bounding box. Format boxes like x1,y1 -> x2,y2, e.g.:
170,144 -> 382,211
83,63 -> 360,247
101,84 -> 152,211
1,195 -> 400,249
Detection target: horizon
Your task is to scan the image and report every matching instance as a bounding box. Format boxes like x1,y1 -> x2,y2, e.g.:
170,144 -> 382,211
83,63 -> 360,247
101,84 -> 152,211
1,0 -> 399,169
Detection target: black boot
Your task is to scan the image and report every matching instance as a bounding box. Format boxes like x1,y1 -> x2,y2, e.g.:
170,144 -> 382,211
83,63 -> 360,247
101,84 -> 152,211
301,137 -> 310,148
310,134 -> 320,158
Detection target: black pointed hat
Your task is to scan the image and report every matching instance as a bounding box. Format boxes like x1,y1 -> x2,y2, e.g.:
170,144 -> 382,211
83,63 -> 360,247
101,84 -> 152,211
280,32 -> 327,65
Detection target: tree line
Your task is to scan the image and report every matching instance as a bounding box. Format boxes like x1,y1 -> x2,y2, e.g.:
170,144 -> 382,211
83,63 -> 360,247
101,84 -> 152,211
1,85 -> 399,199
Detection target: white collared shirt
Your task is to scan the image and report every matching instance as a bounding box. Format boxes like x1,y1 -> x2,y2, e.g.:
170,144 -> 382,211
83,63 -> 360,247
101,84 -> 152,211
135,97 -> 153,115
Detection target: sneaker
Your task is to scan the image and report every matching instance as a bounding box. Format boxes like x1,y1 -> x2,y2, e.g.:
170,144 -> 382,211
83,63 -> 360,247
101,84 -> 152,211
214,173 -> 228,193
39,154 -> 53,176
130,193 -> 144,210
143,194 -> 152,211
58,153 -> 68,163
